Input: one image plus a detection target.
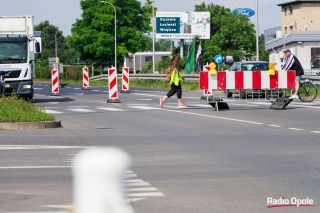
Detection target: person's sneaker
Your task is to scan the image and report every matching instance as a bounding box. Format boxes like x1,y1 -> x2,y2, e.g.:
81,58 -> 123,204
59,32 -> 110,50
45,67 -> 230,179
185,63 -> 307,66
290,94 -> 299,99
178,104 -> 187,108
159,98 -> 164,107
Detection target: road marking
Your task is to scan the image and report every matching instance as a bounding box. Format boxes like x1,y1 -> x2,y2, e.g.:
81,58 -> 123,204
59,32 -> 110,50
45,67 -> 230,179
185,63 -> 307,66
97,107 -> 127,111
43,110 -> 63,114
137,99 -> 152,101
128,105 -> 159,110
0,166 -> 71,169
68,93 -> 84,95
128,192 -> 164,197
127,182 -> 151,187
269,125 -> 282,128
127,187 -> 158,192
161,108 -> 264,125
310,131 -> 320,134
66,108 -> 95,113
288,128 -> 304,131
0,145 -> 95,150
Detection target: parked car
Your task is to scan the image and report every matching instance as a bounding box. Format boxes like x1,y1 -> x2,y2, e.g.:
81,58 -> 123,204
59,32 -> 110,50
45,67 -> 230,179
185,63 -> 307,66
225,61 -> 278,99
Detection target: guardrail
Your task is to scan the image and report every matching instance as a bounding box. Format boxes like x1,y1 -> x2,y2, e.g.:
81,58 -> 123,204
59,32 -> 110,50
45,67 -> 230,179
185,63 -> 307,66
90,73 -> 320,83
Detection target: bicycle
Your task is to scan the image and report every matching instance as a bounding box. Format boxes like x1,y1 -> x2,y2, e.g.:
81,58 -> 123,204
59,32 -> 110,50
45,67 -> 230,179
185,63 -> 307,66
266,79 -> 318,102
297,79 -> 318,102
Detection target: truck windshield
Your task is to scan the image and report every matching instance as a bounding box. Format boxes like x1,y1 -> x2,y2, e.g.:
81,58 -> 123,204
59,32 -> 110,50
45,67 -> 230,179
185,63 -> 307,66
0,41 -> 28,63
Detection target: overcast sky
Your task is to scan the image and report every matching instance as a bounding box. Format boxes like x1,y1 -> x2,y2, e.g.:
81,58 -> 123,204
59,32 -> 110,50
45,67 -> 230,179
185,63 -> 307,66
0,0 -> 286,37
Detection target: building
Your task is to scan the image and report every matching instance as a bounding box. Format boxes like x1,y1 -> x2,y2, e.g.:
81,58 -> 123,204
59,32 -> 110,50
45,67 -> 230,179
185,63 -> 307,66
125,52 -> 172,73
265,0 -> 320,74
279,0 -> 320,35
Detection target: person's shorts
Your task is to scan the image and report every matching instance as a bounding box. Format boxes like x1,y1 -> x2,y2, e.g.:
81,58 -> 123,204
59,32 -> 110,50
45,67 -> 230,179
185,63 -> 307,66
296,75 -> 302,81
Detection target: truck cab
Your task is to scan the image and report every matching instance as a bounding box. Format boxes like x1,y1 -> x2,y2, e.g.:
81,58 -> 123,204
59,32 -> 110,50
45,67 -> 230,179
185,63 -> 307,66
0,16 -> 41,100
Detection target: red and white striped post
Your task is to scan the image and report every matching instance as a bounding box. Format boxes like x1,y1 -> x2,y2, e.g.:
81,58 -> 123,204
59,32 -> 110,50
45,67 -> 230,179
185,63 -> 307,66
51,69 -> 60,96
201,64 -> 211,100
120,67 -> 130,93
107,67 -> 121,103
82,66 -> 91,90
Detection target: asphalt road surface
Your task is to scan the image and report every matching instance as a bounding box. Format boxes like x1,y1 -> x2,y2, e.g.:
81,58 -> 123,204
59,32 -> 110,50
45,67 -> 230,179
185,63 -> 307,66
1,82 -> 320,213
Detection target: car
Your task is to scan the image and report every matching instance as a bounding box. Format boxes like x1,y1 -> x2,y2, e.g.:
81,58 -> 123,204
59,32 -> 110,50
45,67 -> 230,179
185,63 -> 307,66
225,61 -> 278,99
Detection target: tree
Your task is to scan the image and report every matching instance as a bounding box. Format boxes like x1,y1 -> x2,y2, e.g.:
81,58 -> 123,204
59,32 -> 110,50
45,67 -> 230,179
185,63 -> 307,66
68,0 -> 153,67
194,3 -> 256,64
34,21 -> 79,66
259,34 -> 269,62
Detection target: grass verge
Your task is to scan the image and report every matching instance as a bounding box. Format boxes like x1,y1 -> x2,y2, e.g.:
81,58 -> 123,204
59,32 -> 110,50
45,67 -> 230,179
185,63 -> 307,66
0,96 -> 55,123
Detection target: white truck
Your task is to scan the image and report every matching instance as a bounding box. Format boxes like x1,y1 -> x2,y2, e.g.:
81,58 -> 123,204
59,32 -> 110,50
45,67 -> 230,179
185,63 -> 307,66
0,16 -> 41,99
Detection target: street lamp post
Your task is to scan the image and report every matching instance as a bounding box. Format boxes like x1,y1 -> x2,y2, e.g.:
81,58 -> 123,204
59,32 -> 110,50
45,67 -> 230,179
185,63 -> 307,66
152,1 -> 155,74
256,0 -> 259,61
55,31 -> 58,59
102,1 -> 117,69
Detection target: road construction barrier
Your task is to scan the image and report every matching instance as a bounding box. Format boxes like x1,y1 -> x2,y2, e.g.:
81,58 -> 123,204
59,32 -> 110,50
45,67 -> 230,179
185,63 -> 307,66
73,147 -> 133,213
120,67 -> 130,93
51,69 -> 60,96
107,68 -> 121,103
199,70 -> 296,110
200,65 -> 212,100
82,67 -> 91,90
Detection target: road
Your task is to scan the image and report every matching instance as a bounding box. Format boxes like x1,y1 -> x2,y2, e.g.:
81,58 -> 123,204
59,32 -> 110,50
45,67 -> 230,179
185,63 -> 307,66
1,82 -> 320,213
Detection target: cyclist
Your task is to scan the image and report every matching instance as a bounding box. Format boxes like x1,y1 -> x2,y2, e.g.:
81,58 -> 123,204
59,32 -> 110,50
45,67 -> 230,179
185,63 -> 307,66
282,49 -> 304,99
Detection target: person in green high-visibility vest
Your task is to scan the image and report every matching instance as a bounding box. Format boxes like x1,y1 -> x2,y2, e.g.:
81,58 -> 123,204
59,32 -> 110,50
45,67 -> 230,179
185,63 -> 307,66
160,54 -> 187,108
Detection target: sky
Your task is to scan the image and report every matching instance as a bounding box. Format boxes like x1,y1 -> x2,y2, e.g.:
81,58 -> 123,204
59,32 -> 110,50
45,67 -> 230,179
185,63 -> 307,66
0,0 -> 287,37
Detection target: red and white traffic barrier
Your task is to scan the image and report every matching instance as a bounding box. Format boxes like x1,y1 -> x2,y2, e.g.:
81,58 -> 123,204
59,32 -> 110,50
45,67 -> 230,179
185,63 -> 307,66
51,69 -> 60,96
120,67 -> 130,93
200,65 -> 212,100
200,70 -> 296,90
107,68 -> 121,103
82,67 -> 91,90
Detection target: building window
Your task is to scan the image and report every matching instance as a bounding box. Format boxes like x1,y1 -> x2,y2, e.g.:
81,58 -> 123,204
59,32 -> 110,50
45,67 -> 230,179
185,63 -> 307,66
285,27 -> 287,34
284,7 -> 287,16
145,56 -> 152,62
289,7 -> 293,15
290,26 -> 293,32
129,57 -> 134,62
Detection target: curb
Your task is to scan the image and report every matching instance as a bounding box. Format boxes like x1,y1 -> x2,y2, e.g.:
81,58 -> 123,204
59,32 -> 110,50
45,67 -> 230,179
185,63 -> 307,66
0,121 -> 62,130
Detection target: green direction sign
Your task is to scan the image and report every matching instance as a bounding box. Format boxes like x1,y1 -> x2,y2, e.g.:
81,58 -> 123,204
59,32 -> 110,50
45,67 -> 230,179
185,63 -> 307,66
156,17 -> 180,34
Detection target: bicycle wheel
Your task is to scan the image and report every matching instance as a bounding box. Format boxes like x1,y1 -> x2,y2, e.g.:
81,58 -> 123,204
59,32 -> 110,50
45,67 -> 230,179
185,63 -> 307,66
298,82 -> 317,102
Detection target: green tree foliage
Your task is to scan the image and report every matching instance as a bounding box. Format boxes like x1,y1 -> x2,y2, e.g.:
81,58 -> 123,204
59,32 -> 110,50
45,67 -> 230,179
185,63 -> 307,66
194,3 -> 256,63
69,0 -> 153,66
259,34 -> 269,62
34,21 -> 79,66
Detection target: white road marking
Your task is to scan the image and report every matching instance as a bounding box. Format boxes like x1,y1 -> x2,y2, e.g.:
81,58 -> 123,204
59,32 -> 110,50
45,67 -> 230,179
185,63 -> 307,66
288,128 -> 304,131
310,131 -> 320,134
66,108 -> 95,113
127,182 -> 151,187
0,166 -> 71,169
137,99 -> 152,101
68,106 -> 90,108
92,90 -> 100,91
43,110 -> 63,114
128,105 -> 159,110
33,88 -> 43,90
97,107 -> 127,111
161,108 -> 264,125
68,93 -> 84,95
269,125 -> 282,128
127,187 -> 158,192
73,88 -> 81,90
0,145 -> 95,150
128,192 -> 164,197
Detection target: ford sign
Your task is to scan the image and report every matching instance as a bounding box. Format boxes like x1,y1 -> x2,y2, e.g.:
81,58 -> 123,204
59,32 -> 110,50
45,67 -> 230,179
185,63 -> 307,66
231,8 -> 255,17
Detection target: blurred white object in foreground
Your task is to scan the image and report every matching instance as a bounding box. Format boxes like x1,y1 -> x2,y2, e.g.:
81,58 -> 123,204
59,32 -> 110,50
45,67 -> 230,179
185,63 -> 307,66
73,147 -> 133,213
